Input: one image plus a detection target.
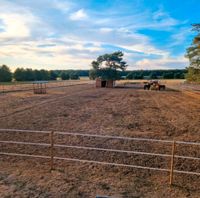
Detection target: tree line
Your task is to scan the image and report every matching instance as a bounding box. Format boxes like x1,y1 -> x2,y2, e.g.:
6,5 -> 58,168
89,68 -> 186,80
0,66 -> 81,82
0,64 -> 187,82
124,69 -> 186,80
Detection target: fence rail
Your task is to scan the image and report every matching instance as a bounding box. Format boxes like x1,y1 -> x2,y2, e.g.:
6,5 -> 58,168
1,128 -> 200,146
0,80 -> 92,94
0,128 -> 200,185
2,140 -> 200,161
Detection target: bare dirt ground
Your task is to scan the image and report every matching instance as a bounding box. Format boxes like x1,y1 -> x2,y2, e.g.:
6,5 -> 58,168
0,82 -> 200,197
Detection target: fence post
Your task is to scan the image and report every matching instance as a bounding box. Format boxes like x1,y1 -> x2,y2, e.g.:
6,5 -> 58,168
50,131 -> 54,171
169,140 -> 176,185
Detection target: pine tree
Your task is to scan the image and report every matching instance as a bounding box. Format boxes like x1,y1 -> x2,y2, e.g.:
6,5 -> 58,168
185,24 -> 200,82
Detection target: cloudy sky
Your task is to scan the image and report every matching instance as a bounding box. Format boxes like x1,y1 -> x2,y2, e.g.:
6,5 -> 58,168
0,0 -> 199,71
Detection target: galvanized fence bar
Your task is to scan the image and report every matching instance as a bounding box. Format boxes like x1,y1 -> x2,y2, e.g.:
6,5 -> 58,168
54,144 -> 171,157
0,152 -> 50,159
0,140 -> 50,147
1,129 -> 200,146
0,140 -> 200,161
1,151 -> 200,176
0,128 -> 200,183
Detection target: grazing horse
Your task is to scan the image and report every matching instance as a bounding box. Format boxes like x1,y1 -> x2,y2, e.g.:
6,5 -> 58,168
144,81 -> 166,91
159,85 -> 166,90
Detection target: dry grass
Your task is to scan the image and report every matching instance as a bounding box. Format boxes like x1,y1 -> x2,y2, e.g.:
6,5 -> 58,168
0,82 -> 200,197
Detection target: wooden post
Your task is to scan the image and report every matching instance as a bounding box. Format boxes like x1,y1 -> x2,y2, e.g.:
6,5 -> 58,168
45,83 -> 47,94
50,131 -> 54,171
169,140 -> 176,185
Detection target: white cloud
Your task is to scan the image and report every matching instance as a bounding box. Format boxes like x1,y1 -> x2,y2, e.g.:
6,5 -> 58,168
134,56 -> 188,70
99,27 -> 113,33
69,9 -> 88,21
52,0 -> 73,13
71,26 -> 169,57
170,28 -> 191,46
120,43 -> 169,57
0,36 -> 103,70
151,8 -> 180,29
0,14 -> 30,39
0,1 -> 49,42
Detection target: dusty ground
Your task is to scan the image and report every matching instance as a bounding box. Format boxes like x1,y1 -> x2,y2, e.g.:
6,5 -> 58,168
0,82 -> 200,197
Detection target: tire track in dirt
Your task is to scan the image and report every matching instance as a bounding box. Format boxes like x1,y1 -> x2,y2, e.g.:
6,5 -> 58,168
144,91 -> 183,137
43,88 -> 134,134
0,86 -> 116,132
183,91 -> 200,100
146,91 -> 200,138
158,93 -> 200,138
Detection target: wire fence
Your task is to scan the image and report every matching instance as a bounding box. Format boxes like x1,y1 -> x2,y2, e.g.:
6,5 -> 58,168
0,80 -> 93,94
0,128 -> 200,185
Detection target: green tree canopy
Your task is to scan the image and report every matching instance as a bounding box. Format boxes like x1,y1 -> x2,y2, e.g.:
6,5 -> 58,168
60,72 -> 70,80
185,24 -> 200,82
70,72 -> 79,80
90,51 -> 128,80
0,65 -> 12,82
185,24 -> 200,67
14,68 -> 50,81
49,70 -> 58,80
13,68 -> 26,81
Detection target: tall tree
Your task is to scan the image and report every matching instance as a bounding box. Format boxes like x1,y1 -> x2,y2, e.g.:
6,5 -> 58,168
185,24 -> 200,82
0,65 -> 12,82
90,51 -> 128,80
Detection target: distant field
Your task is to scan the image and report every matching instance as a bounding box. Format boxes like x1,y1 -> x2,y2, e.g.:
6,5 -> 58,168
79,76 -> 90,80
0,81 -> 32,86
117,79 -> 185,84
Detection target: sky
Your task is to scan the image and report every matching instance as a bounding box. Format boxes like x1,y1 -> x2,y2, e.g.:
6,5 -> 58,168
0,0 -> 199,71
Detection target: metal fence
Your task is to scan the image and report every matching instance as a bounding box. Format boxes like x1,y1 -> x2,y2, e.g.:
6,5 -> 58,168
0,80 -> 92,93
0,128 -> 200,185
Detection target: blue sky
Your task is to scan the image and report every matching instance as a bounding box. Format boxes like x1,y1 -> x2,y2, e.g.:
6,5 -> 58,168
0,0 -> 199,70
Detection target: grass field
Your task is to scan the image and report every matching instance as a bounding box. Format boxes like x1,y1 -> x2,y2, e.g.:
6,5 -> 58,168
0,81 -> 200,197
